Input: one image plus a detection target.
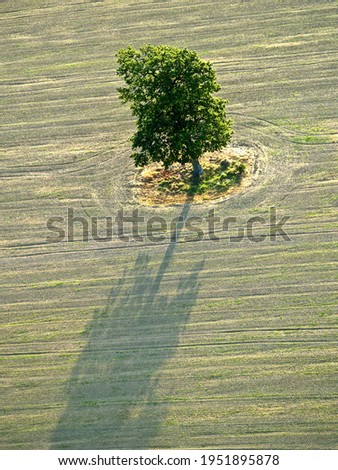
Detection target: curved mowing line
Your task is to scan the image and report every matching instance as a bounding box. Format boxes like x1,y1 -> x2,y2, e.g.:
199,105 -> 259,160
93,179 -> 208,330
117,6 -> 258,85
230,111 -> 338,137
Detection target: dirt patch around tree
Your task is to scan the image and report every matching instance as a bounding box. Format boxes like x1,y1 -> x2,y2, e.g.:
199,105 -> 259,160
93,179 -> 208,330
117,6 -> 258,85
133,145 -> 259,206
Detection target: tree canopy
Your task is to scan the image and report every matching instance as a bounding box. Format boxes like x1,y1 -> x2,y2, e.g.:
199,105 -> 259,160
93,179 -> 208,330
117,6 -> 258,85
116,44 -> 233,176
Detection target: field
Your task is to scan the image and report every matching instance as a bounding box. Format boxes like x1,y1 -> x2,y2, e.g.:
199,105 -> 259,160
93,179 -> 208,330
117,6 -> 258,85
1,0 -> 338,449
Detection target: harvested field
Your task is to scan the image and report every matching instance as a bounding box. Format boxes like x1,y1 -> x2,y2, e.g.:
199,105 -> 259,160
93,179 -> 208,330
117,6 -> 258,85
1,0 -> 337,449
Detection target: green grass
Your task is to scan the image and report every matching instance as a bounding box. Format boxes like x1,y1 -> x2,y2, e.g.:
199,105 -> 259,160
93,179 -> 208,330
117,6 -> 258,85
158,161 -> 246,195
1,0 -> 337,451
292,135 -> 333,145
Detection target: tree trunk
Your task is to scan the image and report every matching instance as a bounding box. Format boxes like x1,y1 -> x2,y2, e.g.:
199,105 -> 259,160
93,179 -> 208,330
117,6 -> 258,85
192,159 -> 203,178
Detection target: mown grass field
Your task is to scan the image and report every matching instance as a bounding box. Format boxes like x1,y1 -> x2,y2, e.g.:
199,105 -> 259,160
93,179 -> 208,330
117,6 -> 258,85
1,0 -> 337,449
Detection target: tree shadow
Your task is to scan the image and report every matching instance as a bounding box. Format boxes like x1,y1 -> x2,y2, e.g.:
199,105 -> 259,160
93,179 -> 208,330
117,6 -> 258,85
51,203 -> 204,449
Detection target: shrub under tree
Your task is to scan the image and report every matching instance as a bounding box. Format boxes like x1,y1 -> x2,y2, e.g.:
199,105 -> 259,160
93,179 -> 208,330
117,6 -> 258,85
116,44 -> 233,177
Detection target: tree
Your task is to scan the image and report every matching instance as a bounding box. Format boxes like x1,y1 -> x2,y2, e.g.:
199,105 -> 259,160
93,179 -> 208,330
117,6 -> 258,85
116,44 -> 233,177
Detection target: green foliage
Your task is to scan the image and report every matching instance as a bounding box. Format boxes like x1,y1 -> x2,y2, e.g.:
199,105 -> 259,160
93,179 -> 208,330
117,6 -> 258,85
116,45 -> 233,169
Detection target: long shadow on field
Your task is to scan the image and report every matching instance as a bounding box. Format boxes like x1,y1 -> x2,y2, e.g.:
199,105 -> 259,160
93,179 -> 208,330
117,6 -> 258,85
51,204 -> 204,449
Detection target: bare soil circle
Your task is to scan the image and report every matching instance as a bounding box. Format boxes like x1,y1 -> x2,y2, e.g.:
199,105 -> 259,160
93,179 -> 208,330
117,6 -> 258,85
132,144 -> 262,206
